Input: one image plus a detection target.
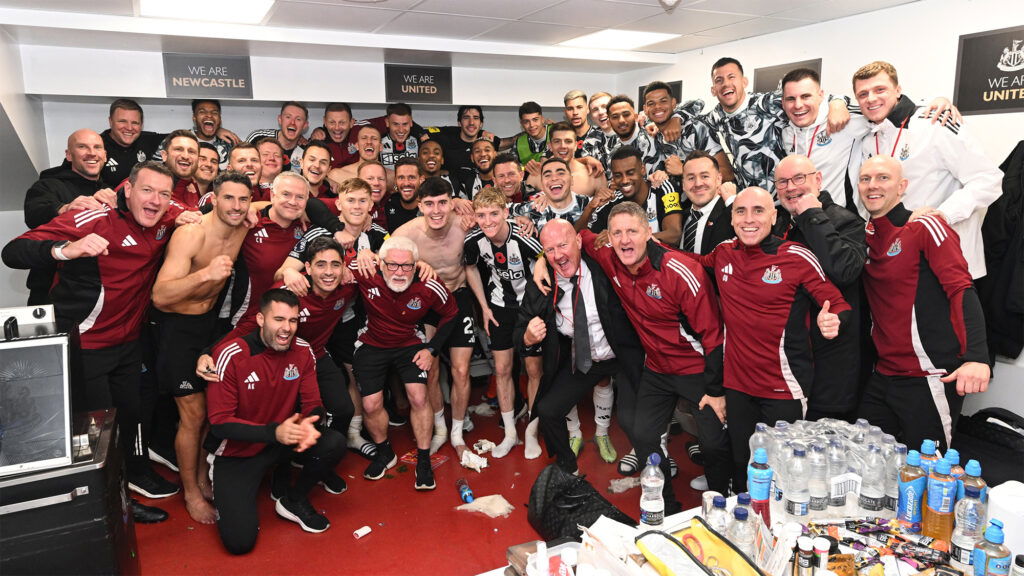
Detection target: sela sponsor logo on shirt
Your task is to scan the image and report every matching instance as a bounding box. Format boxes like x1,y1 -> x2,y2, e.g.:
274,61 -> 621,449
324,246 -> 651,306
299,307 -> 310,322
283,363 -> 300,381
887,238 -> 903,257
646,283 -> 663,299
720,263 -> 733,282
761,264 -> 783,284
254,228 -> 269,244
121,234 -> 138,247
898,143 -> 911,161
155,225 -> 168,241
406,297 -> 422,310
244,371 -> 260,390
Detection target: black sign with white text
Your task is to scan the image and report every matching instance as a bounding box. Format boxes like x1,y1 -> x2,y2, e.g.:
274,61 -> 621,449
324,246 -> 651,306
753,59 -> 822,94
384,64 -> 452,104
954,25 -> 1024,115
163,53 -> 253,99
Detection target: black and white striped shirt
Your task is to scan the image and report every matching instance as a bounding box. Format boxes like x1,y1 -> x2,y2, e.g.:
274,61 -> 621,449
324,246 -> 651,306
463,222 -> 543,308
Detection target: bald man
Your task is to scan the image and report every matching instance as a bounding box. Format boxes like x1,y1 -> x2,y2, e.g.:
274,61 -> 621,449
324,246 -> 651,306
773,154 -> 867,420
698,186 -> 851,490
856,155 -> 989,452
23,129 -> 118,304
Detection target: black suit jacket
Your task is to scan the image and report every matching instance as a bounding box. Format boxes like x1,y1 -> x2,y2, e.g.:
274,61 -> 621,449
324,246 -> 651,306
514,254 -> 644,399
682,197 -> 734,255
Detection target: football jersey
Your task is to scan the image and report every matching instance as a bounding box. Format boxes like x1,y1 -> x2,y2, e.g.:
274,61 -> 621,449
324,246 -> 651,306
463,222 -> 543,308
380,135 -> 419,170
700,91 -> 787,196
512,193 -> 591,231
589,180 -> 682,234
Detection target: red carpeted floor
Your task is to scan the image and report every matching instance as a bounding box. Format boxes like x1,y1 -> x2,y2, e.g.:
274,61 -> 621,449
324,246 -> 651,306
136,394 -> 702,576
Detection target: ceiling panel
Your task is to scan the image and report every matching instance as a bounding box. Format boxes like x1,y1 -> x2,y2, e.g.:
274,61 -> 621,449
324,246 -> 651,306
0,0 -> 132,15
522,0 -> 665,29
267,2 -> 402,31
472,21 -> 595,45
284,0 -> 424,9
636,33 -> 723,53
413,0 -> 559,20
620,8 -> 755,35
699,15 -> 809,38
374,11 -> 502,38
686,0 -> 821,17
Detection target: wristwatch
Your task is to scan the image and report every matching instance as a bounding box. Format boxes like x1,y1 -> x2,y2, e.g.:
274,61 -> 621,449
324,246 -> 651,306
52,240 -> 71,261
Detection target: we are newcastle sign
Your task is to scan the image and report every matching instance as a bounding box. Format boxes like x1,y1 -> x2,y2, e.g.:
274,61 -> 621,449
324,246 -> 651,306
954,25 -> 1024,115
384,64 -> 452,104
163,53 -> 253,99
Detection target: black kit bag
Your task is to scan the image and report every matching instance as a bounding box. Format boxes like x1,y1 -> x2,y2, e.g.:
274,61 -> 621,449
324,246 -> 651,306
951,407 -> 1024,485
527,464 -> 636,542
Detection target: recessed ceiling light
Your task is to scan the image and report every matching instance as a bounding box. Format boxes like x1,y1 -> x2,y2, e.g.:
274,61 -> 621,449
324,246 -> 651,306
139,0 -> 275,25
559,29 -> 680,50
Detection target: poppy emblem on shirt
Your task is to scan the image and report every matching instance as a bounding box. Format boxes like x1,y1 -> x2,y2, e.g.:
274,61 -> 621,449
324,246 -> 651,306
407,297 -> 422,310
283,364 -> 300,381
646,284 -> 663,299
155,225 -> 168,241
887,239 -> 902,257
495,252 -> 506,264
899,144 -> 911,161
762,265 -> 783,284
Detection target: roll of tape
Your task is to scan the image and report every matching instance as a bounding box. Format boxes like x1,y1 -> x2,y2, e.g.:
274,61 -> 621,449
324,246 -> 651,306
353,525 -> 372,539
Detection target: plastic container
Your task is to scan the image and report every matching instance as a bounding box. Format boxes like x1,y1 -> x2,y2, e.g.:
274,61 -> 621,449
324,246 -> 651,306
749,422 -> 771,466
960,459 -> 988,503
706,495 -> 730,534
922,458 -> 956,542
728,507 -> 756,559
919,439 -> 939,475
640,453 -> 665,527
858,444 -> 886,513
884,443 -> 907,517
748,447 -> 773,526
972,519 -> 1011,576
456,477 -> 474,503
808,442 -> 829,517
950,486 -> 987,572
898,450 -> 927,532
827,439 -> 849,511
785,446 -> 810,521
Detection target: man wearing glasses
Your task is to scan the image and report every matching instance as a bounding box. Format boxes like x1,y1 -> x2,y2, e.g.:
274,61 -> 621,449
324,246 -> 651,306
772,154 -> 867,421
349,235 -> 457,491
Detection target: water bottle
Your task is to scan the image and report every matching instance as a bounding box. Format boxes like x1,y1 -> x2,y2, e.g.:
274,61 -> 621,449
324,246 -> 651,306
728,508 -> 756,559
859,444 -> 886,513
972,519 -> 1011,576
950,486 -> 987,572
898,450 -> 927,532
852,418 -> 870,445
920,439 -> 939,475
748,422 -> 771,465
827,439 -> 849,510
884,443 -> 907,519
640,453 -> 665,527
785,445 -> 810,520
808,442 -> 829,517
735,492 -> 752,520
922,458 -> 956,541
706,495 -> 730,534
747,447 -> 773,526
770,422 -> 790,502
455,477 -> 474,503
960,459 -> 988,503
866,425 -> 883,448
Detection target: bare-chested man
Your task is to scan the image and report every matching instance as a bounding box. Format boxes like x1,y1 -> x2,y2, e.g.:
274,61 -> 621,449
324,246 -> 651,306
331,125 -> 383,183
527,122 -> 602,197
150,171 -> 252,523
389,177 -> 477,459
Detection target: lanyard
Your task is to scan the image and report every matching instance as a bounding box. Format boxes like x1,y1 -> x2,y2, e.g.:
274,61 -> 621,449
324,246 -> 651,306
875,115 -> 909,157
793,124 -> 822,159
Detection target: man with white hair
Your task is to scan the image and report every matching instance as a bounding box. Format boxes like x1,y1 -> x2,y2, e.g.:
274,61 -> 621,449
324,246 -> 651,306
349,235 -> 457,491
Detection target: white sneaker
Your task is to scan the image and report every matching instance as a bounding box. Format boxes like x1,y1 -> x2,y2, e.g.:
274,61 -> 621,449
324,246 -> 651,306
689,474 -> 709,491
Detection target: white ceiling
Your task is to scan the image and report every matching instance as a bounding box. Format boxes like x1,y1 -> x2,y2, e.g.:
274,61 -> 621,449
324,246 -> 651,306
0,0 -> 921,70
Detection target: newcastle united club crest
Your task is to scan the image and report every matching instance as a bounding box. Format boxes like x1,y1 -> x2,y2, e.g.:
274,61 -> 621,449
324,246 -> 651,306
761,265 -> 783,284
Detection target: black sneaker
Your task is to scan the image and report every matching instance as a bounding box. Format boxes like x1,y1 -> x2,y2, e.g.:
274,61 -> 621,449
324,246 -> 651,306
148,445 -> 179,473
686,441 -> 705,466
414,460 -> 436,491
130,498 -> 169,524
270,465 -> 290,502
128,468 -> 180,499
387,409 -> 408,427
319,471 -> 348,495
363,447 -> 397,480
275,496 -> 329,533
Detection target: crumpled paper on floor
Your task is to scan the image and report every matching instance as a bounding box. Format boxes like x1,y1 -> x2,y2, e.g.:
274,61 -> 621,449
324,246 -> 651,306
473,439 -> 496,454
468,402 -> 496,417
608,477 -> 641,493
461,449 -> 488,471
456,494 -> 515,518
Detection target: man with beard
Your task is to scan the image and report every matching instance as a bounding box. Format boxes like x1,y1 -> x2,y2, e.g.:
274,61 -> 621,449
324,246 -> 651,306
156,129 -> 202,210
387,157 -> 423,232
205,289 -> 344,550
255,138 -> 285,202
380,103 -> 419,173
3,162 -> 200,524
150,171 -> 252,524
417,139 -> 458,196
454,139 -> 498,199
606,96 -> 670,183
590,146 -> 683,246
194,143 -> 220,196
299,140 -> 335,211
679,151 -> 736,254
492,153 -> 531,205
350,236 -> 457,489
563,90 -> 591,157
23,129 -> 117,304
191,99 -> 233,169
245,101 -> 310,172
642,81 -> 733,183
424,105 -> 500,176
98,99 -> 166,188
318,103 -> 358,168
515,158 -> 604,233
526,122 -> 601,198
